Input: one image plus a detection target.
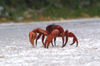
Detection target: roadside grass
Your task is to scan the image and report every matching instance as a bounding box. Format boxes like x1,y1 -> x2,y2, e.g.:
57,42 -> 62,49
0,6 -> 100,22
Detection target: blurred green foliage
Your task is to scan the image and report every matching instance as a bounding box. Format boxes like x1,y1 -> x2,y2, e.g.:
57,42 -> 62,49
0,0 -> 100,22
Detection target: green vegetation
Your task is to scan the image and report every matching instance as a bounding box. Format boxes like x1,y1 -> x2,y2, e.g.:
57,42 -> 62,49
0,0 -> 100,22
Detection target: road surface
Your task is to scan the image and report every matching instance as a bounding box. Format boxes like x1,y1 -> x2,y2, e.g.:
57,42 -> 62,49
0,18 -> 100,66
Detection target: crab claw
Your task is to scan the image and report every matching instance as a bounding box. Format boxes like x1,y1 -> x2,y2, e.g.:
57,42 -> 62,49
29,32 -> 37,46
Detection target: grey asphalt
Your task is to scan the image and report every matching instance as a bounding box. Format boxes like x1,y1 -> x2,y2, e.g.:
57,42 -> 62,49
0,18 -> 100,66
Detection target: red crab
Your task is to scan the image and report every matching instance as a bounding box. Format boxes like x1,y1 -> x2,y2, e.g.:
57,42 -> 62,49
29,24 -> 78,48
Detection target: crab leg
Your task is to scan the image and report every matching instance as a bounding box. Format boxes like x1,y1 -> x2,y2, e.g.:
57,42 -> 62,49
44,29 -> 60,48
61,33 -> 65,47
67,32 -> 78,47
42,34 -> 45,45
36,33 -> 42,45
54,37 -> 56,46
62,30 -> 68,47
68,32 -> 78,47
51,40 -> 54,47
62,29 -> 78,47
42,34 -> 55,47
